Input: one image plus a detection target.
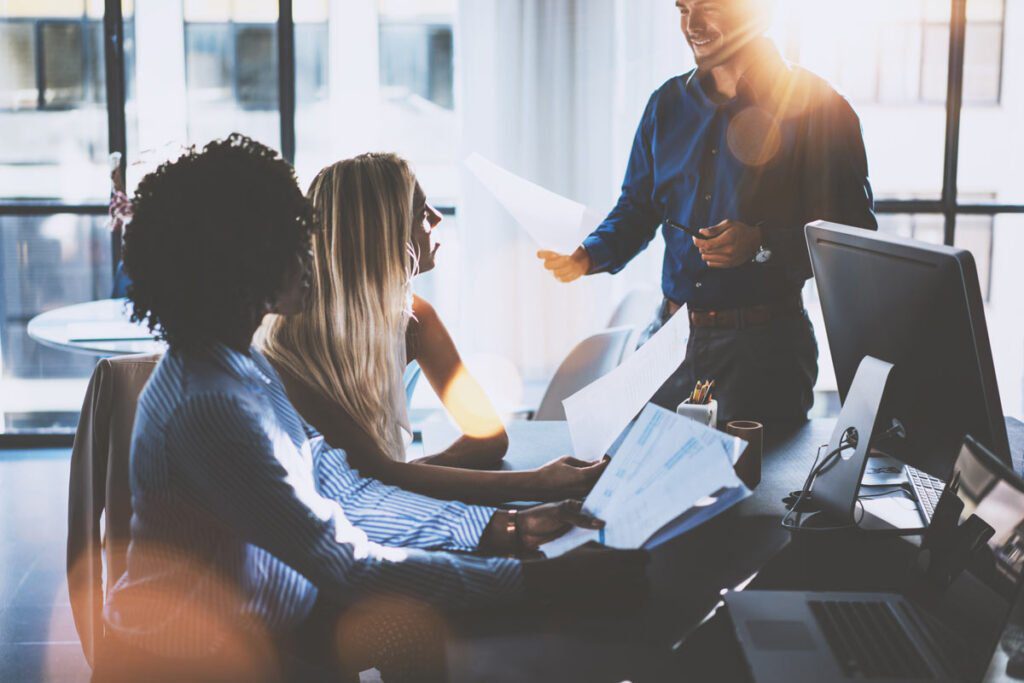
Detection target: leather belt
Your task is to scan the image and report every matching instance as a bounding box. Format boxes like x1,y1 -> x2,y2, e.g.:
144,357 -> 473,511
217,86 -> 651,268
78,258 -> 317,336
667,295 -> 805,330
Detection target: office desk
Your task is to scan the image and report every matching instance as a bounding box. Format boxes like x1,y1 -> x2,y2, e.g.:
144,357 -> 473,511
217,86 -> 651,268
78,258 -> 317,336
444,418 -> 833,682
444,417 -> 1024,682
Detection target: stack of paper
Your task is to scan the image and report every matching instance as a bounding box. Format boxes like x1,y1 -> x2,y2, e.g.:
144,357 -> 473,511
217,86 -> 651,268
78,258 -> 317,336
541,404 -> 750,558
562,304 -> 691,460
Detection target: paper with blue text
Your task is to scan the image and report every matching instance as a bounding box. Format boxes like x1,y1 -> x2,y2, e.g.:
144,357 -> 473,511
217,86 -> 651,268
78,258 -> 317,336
541,404 -> 749,558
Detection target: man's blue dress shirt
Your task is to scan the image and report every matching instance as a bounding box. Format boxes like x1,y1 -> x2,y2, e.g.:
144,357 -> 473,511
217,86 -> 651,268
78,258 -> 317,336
584,43 -> 878,310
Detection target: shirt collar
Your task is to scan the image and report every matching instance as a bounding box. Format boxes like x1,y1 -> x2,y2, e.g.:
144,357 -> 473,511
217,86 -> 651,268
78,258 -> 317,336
685,38 -> 790,108
205,342 -> 275,387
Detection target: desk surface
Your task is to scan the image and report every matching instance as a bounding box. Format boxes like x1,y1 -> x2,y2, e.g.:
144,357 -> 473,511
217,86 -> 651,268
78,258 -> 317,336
26,298 -> 164,356
448,417 -> 1024,682
446,418 -> 833,682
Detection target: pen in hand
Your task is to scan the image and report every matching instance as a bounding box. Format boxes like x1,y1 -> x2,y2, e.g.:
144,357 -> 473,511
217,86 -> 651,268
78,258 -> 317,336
664,217 -> 712,240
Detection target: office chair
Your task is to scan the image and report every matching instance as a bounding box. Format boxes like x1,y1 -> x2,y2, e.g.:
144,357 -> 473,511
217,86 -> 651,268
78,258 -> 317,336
533,326 -> 633,421
606,287 -> 660,362
66,353 -> 160,667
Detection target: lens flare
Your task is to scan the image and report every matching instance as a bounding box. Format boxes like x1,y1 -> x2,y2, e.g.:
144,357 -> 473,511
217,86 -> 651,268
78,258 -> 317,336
440,365 -> 507,439
726,106 -> 782,168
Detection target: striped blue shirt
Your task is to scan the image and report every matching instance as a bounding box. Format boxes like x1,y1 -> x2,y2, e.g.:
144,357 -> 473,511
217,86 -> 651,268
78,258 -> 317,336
104,344 -> 523,656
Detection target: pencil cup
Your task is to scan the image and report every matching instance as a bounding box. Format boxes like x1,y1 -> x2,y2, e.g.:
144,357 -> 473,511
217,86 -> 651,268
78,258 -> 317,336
676,398 -> 718,429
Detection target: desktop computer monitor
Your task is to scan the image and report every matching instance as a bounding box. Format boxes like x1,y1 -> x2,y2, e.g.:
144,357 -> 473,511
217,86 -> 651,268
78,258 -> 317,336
805,221 -> 1010,479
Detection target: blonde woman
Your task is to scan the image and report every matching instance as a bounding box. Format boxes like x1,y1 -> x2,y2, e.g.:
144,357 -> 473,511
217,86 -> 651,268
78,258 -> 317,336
259,153 -> 605,504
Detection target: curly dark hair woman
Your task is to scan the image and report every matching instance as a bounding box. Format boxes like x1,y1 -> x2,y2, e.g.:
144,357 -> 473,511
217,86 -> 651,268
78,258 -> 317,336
122,133 -> 314,351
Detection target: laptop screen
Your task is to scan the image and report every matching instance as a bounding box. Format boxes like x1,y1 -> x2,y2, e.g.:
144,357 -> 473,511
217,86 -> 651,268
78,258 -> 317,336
931,436 -> 1024,678
945,437 -> 1024,601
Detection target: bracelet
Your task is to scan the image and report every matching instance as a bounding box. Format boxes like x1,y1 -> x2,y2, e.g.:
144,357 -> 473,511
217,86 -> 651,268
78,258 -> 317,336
506,509 -> 519,553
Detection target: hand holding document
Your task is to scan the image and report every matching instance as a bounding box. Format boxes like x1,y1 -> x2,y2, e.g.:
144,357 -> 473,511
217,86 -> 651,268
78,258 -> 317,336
464,153 -> 602,254
562,306 -> 690,460
541,404 -> 749,558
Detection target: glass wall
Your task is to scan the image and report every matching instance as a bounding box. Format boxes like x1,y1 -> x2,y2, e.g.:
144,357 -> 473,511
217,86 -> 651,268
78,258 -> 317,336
959,0 -> 1022,205
959,214 -> 1024,418
124,0 -> 282,190
0,0 -> 1022,437
0,215 -> 112,432
768,0 -> 1021,418
0,1 -> 109,201
294,0 -> 457,199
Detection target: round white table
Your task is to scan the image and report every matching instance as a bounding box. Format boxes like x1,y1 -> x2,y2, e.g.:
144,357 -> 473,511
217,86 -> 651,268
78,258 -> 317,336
26,298 -> 165,356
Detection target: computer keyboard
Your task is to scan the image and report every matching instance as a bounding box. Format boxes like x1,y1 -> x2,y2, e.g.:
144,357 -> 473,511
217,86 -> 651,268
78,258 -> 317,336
906,466 -> 946,524
809,599 -> 935,679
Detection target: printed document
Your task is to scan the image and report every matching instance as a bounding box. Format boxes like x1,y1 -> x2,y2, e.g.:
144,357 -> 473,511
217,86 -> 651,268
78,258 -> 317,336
464,153 -> 602,254
562,306 -> 690,460
541,404 -> 749,557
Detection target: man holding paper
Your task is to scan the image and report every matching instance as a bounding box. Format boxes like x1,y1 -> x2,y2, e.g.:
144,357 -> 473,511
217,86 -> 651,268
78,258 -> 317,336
539,0 -> 877,423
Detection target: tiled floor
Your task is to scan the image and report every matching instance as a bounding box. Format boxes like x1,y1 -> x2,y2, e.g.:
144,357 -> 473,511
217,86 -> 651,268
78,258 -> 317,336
0,449 -> 91,683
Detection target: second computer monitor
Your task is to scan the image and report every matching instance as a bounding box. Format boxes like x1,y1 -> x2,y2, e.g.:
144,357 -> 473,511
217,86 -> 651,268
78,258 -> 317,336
806,221 -> 1010,479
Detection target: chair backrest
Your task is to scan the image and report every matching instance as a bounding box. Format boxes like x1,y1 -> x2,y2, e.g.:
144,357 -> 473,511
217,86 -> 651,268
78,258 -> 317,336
404,360 -> 423,405
606,287 -> 661,330
67,353 -> 160,667
534,327 -> 633,421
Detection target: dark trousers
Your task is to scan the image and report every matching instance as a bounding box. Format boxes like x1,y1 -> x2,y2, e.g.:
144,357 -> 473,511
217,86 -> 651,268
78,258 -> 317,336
642,299 -> 819,425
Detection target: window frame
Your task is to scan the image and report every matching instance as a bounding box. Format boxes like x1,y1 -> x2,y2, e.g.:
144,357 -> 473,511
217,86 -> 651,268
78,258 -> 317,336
0,0 -> 1022,445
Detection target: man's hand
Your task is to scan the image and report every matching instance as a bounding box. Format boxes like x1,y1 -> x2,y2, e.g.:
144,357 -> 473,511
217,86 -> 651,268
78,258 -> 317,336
532,455 -> 609,501
694,220 -> 762,268
482,500 -> 603,554
522,543 -> 649,608
537,247 -> 591,283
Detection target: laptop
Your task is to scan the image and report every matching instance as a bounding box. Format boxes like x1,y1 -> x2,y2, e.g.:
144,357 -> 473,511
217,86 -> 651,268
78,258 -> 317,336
727,436 -> 1024,683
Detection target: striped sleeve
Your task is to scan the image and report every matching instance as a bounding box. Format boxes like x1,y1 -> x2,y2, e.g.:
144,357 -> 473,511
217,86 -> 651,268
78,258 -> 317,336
312,446 -> 496,552
168,393 -> 524,608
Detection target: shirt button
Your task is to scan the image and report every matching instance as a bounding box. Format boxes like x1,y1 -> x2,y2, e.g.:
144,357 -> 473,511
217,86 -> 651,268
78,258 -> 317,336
696,282 -> 703,288
704,193 -> 712,201
711,148 -> 718,155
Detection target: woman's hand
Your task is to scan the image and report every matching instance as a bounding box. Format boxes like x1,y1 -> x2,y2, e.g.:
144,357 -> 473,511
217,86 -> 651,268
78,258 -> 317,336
533,455 -> 609,501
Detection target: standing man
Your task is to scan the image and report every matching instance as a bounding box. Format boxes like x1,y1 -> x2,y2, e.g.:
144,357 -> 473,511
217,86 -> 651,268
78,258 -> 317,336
539,0 -> 877,424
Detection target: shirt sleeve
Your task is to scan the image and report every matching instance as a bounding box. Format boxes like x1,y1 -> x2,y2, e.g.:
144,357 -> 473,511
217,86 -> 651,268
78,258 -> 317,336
761,92 -> 879,283
169,393 -> 523,609
311,444 -> 496,553
582,89 -> 664,274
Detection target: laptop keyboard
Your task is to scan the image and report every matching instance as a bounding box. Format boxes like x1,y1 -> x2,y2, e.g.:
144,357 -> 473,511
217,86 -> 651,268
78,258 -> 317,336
906,466 -> 945,524
809,599 -> 935,679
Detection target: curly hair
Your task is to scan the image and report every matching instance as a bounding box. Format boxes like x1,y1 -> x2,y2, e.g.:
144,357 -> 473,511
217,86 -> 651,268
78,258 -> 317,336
123,134 -> 314,351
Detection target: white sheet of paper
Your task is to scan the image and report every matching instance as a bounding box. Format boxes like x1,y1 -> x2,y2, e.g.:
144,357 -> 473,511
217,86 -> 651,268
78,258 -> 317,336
541,405 -> 745,557
464,153 -> 601,254
561,307 -> 690,460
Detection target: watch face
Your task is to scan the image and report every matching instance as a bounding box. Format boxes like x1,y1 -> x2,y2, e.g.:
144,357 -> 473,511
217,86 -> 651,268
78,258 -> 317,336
755,248 -> 772,263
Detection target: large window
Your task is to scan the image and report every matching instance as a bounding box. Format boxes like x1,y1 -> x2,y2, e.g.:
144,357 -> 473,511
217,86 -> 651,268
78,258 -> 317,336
770,0 -> 1022,418
0,0 -> 1021,441
294,0 -> 457,198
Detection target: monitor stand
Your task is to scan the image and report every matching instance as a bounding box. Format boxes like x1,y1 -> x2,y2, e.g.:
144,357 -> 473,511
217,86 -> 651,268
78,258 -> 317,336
812,356 -> 895,525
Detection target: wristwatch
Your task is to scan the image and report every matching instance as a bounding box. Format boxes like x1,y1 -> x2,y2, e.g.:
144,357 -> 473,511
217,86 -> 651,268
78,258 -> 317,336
753,222 -> 772,263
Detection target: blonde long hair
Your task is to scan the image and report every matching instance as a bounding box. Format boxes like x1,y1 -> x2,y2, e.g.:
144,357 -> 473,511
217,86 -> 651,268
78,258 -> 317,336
259,153 -> 417,460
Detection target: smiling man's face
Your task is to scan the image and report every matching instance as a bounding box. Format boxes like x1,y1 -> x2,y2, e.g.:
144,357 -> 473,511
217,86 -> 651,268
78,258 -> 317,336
675,0 -> 763,68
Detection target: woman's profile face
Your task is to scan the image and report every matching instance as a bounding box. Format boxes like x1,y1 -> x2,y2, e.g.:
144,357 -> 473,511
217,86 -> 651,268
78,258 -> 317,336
412,182 -> 443,274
